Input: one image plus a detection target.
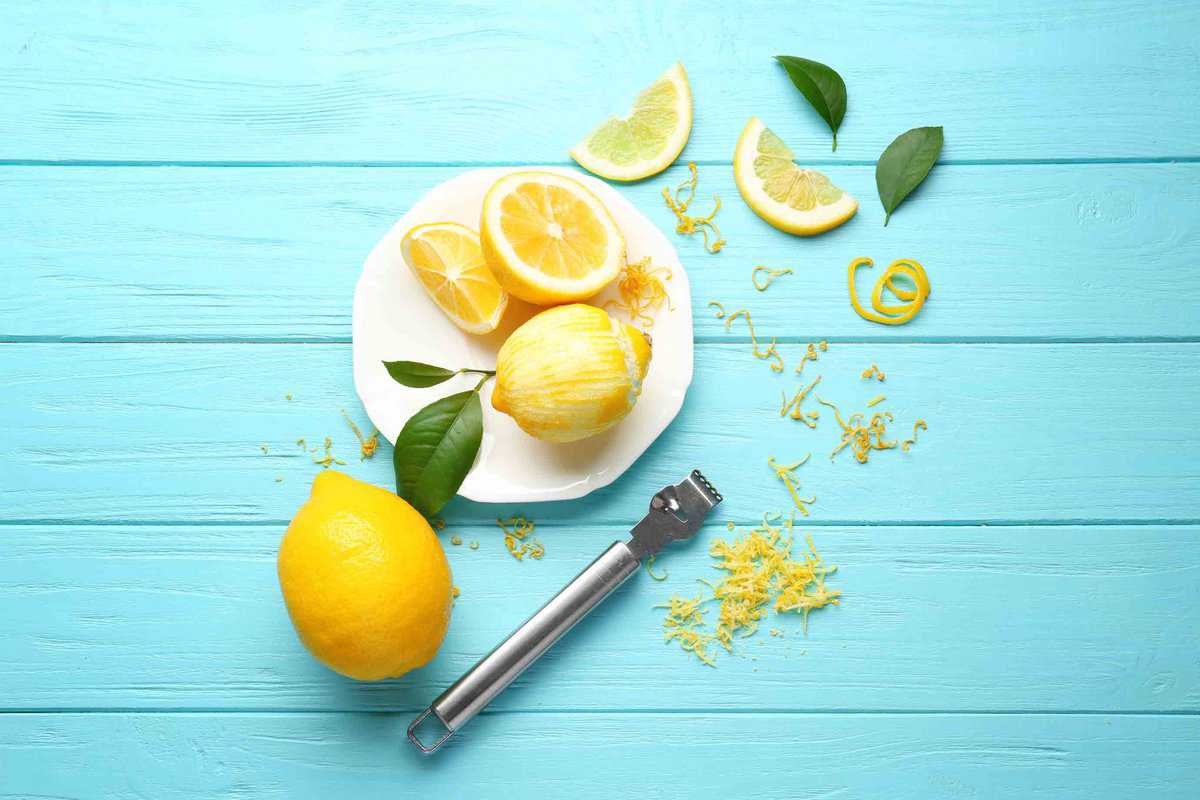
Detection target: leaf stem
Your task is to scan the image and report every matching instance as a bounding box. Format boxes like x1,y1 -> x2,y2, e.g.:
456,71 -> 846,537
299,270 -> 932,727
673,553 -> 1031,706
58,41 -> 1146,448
471,373 -> 493,392
458,368 -> 496,378
832,132 -> 837,152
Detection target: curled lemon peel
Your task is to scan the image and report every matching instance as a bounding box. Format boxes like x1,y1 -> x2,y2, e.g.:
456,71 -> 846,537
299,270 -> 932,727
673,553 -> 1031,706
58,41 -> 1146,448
498,515 -> 544,561
604,256 -> 674,328
751,266 -> 793,292
450,535 -> 462,546
646,554 -> 668,581
707,300 -> 726,319
818,397 -> 900,464
342,409 -> 379,460
780,375 -> 822,428
866,395 -> 886,408
768,454 -> 815,516
861,363 -> 886,382
902,419 -> 928,452
663,162 -> 726,254
848,257 -> 930,325
794,342 -> 824,376
723,308 -> 784,372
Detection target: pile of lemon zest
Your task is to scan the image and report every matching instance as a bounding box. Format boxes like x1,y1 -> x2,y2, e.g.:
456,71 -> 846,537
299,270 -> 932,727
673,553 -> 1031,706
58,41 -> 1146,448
780,375 -> 822,428
260,443 -> 269,455
818,397 -> 905,463
341,409 -> 379,460
646,554 -> 668,581
658,592 -> 718,667
311,436 -> 346,468
603,256 -> 674,328
848,257 -> 930,325
450,535 -> 462,546
751,266 -> 793,291
861,363 -> 886,382
794,342 -> 824,376
724,308 -> 784,372
866,395 -> 886,408
663,162 -> 726,254
768,455 -> 816,516
902,419 -> 928,451
498,515 -> 543,562
469,541 -> 479,550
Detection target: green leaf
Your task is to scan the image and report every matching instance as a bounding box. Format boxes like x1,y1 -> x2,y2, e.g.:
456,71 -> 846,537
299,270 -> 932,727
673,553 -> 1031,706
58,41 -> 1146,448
774,55 -> 847,151
382,360 -> 458,388
875,126 -> 944,226
393,390 -> 483,517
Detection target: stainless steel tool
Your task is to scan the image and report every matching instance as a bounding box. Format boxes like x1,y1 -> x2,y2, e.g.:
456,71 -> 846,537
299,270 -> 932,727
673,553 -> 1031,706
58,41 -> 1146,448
407,470 -> 722,753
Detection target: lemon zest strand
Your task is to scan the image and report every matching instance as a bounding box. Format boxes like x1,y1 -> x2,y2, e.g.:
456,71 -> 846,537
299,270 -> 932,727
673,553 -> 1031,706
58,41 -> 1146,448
646,554 -> 668,581
751,266 -> 793,291
861,363 -> 886,382
818,397 -> 902,464
723,308 -> 784,372
342,409 -> 379,460
768,454 -> 816,516
794,342 -> 823,376
780,375 -> 822,429
866,395 -> 886,408
902,419 -> 928,452
311,436 -> 346,468
663,162 -> 726,253
604,256 -> 674,328
658,592 -> 717,666
708,300 -> 726,319
498,515 -> 543,561
848,257 -> 930,325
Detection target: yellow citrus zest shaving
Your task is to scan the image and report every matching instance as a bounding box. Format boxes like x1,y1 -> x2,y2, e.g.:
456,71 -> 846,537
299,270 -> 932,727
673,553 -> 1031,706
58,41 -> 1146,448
818,397 -> 901,464
718,307 -> 784,372
751,266 -> 793,291
450,535 -> 462,546
902,419 -> 928,451
768,455 -> 816,516
663,162 -> 726,253
312,436 -> 347,469
661,515 -> 841,665
707,300 -> 726,318
848,257 -> 930,325
646,554 -> 668,581
604,256 -> 673,328
274,476 -> 283,483
866,395 -> 886,408
451,586 -> 461,599
341,409 -> 379,460
260,443 -> 269,455
285,393 -> 293,401
794,342 -> 825,376
295,438 -> 306,450
497,515 -> 544,561
861,363 -> 886,382
658,592 -> 717,667
469,540 -> 479,550
780,375 -> 822,429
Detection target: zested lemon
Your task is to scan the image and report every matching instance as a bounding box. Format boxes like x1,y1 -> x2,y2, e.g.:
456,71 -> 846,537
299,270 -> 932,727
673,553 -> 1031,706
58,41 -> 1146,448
492,303 -> 651,443
570,62 -> 693,182
277,471 -> 452,681
481,171 -> 625,305
401,222 -> 507,334
734,116 -> 858,236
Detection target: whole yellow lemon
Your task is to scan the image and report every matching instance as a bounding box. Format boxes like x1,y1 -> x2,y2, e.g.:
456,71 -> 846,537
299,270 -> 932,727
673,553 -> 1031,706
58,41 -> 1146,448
492,303 -> 652,443
277,470 -> 452,681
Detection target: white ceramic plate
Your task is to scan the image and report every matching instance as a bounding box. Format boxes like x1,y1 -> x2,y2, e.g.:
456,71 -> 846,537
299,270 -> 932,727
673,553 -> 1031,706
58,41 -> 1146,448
352,167 -> 693,503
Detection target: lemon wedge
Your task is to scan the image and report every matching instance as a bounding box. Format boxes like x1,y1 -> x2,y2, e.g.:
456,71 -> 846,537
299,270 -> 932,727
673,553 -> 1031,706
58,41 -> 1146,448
570,63 -> 692,182
734,117 -> 857,236
481,171 -> 625,305
400,222 -> 508,334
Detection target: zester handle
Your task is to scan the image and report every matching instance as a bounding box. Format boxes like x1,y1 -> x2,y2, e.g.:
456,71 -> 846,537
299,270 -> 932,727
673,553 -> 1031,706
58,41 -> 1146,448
408,540 -> 640,753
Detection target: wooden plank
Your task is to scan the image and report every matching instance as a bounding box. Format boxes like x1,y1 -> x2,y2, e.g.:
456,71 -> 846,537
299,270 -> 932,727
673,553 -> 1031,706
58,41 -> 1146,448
3,1 -> 1199,162
2,163 -> 1198,341
0,342 -> 1196,524
1,523 -> 1197,712
1,712 -> 1197,798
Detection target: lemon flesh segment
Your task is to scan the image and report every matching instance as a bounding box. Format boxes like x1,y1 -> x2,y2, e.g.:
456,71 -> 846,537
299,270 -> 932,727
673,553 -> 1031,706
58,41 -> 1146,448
492,303 -> 651,443
481,171 -> 625,305
401,222 -> 508,335
277,471 -> 452,681
570,63 -> 692,182
733,116 -> 858,236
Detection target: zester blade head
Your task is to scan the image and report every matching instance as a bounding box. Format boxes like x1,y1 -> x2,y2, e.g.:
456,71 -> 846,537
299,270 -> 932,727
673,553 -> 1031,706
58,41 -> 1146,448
626,470 -> 723,560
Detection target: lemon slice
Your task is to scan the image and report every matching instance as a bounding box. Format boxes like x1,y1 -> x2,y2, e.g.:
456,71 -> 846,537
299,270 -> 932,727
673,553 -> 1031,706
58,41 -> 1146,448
481,171 -> 625,305
734,117 -> 858,236
400,222 -> 508,334
569,63 -> 692,182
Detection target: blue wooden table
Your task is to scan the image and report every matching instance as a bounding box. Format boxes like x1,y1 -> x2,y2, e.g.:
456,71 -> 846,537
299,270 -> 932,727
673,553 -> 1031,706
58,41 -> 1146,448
2,1 -> 1199,796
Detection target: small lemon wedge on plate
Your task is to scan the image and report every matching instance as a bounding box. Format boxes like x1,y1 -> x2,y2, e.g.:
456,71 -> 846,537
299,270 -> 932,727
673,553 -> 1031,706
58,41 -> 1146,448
734,116 -> 858,235
400,222 -> 508,334
481,170 -> 625,305
570,63 -> 692,182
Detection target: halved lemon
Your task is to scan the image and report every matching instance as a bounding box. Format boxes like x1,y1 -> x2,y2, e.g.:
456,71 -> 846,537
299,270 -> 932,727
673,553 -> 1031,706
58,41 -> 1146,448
400,222 -> 507,334
569,63 -> 692,182
480,171 -> 625,305
734,117 -> 858,236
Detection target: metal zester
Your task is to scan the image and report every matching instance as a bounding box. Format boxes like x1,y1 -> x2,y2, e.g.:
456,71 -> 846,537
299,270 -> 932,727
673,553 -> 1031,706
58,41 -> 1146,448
407,470 -> 723,753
